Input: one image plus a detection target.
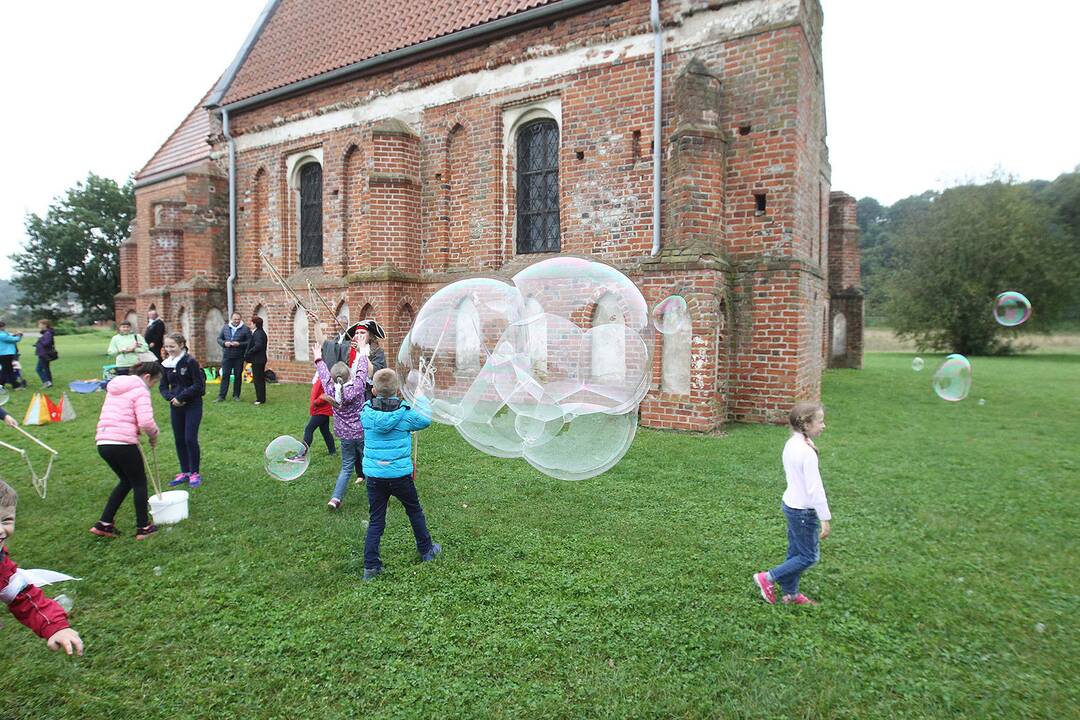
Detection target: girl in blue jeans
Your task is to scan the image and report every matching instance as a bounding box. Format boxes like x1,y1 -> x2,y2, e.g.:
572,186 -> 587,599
754,402 -> 832,606
311,328 -> 369,510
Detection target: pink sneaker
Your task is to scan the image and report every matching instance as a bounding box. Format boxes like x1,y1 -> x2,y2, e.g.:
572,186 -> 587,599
187,473 -> 202,489
782,593 -> 818,606
753,572 -> 777,605
327,498 -> 341,510
169,473 -> 189,487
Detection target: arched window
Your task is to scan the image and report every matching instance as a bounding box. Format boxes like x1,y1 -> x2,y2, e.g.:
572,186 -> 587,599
591,294 -> 625,386
299,162 -> 323,267
455,298 -> 481,373
124,310 -> 138,328
204,308 -> 225,364
516,119 -> 560,254
293,308 -> 310,361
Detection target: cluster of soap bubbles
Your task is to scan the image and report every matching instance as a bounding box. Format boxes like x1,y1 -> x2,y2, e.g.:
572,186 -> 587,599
0,387 -> 8,406
994,291 -> 1031,327
397,257 -> 657,480
264,435 -> 310,481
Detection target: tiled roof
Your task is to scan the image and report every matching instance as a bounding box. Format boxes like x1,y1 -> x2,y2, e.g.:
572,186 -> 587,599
136,89 -> 214,183
219,0 -> 563,106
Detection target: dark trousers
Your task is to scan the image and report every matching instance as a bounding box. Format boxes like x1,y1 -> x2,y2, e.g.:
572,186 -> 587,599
768,503 -> 821,596
98,444 -> 150,528
36,357 -> 53,384
251,362 -> 267,403
364,475 -> 433,571
303,414 -> 335,454
170,401 -> 203,474
218,357 -> 243,399
0,355 -> 13,387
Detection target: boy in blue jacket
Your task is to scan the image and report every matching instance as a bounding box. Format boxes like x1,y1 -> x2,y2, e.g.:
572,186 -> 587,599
359,368 -> 440,580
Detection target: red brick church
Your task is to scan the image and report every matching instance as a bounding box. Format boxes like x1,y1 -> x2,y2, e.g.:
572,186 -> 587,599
117,0 -> 862,432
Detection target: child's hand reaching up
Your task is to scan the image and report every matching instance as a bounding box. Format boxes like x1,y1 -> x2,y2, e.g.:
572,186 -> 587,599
47,628 -> 84,656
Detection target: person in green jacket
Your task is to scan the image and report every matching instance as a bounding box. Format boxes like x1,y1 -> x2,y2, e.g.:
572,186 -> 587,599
107,321 -> 149,375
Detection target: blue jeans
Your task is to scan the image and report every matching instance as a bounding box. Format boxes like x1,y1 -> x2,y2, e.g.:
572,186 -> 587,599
36,357 -> 52,384
170,402 -> 203,474
364,475 -> 433,571
768,503 -> 821,596
332,438 -> 364,501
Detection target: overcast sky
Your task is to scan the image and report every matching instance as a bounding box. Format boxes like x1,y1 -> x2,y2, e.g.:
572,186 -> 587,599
1,0 -> 1078,281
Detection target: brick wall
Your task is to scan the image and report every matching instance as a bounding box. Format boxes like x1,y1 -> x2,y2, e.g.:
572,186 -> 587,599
123,0 -> 859,429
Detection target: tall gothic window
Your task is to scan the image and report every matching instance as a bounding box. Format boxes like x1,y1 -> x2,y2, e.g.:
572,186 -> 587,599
516,119 -> 560,254
299,162 -> 323,267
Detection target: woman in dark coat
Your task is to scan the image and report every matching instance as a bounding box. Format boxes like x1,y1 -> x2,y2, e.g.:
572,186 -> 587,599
34,319 -> 57,388
246,316 -> 269,406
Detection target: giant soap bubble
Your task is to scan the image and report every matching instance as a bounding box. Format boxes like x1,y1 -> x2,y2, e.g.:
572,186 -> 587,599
400,256 -> 655,480
994,291 -> 1031,327
932,354 -> 972,402
264,436 -> 310,481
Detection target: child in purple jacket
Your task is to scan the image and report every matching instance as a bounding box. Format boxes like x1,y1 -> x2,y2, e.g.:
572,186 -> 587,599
312,322 -> 370,510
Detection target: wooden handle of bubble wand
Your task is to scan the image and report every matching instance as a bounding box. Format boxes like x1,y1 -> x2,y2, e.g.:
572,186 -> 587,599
137,440 -> 163,499
12,425 -> 58,455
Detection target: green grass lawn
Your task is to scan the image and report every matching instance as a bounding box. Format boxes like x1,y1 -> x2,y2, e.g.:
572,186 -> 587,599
2,331 -> 1077,719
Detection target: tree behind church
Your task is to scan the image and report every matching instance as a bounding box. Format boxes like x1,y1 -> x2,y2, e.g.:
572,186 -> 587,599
11,173 -> 134,321
885,181 -> 1077,355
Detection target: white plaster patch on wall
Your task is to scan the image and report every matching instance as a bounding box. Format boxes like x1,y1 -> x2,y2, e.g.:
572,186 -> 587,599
690,334 -> 709,390
233,1 -> 801,153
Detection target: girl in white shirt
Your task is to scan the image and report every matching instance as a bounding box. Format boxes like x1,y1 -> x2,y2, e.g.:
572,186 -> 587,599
753,402 -> 832,606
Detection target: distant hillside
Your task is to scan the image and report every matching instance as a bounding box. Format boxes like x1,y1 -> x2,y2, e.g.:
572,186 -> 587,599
0,279 -> 22,308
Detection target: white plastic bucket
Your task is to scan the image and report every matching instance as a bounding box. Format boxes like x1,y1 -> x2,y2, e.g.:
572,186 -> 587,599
149,490 -> 189,525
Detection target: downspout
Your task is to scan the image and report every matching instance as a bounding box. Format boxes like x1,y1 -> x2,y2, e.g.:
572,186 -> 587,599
222,107 -> 237,316
650,0 -> 663,256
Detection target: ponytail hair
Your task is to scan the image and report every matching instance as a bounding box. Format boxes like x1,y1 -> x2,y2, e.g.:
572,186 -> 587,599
788,401 -> 823,436
131,360 -> 164,380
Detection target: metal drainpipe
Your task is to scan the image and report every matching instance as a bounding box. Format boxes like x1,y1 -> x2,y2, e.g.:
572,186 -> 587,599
650,0 -> 663,256
222,108 -> 237,316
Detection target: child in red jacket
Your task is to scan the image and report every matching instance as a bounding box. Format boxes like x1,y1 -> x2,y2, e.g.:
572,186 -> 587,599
301,375 -> 337,457
1,479 -> 83,655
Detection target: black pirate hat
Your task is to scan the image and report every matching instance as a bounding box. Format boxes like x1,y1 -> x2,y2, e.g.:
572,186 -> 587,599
347,318 -> 385,340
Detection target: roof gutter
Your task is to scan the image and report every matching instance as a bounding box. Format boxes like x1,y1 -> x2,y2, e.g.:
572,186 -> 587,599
215,0 -> 618,113
650,0 -> 663,256
223,108 -> 237,316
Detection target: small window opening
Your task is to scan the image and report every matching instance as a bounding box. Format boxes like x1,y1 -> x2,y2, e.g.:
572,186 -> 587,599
754,192 -> 767,215
631,130 -> 642,163
738,125 -> 752,136
575,150 -> 585,161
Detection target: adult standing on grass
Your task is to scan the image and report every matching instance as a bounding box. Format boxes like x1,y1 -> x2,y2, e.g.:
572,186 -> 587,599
107,320 -> 148,376
246,315 -> 268,406
144,308 -> 165,361
89,360 -> 162,541
753,401 -> 831,607
160,332 -> 206,489
33,319 -> 57,388
0,321 -> 25,390
216,311 -> 251,402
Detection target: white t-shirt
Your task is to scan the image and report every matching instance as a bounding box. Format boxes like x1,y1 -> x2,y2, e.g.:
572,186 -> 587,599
781,432 -> 831,520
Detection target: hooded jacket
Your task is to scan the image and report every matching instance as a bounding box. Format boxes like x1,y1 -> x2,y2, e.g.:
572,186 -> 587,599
160,352 -> 206,405
95,375 -> 159,445
360,396 -> 431,478
314,357 -> 368,440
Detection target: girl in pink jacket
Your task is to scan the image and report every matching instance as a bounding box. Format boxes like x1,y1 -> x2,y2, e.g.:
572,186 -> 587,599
90,361 -> 163,540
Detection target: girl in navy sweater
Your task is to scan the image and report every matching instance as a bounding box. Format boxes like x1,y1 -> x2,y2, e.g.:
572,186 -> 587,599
160,332 -> 206,488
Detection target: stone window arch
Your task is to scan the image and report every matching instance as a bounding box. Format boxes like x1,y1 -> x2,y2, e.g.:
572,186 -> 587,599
293,306 -> 310,361
288,149 -> 324,268
523,296 -> 547,376
831,312 -> 847,358
204,308 -> 225,364
455,297 -> 481,372
590,294 -> 625,386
